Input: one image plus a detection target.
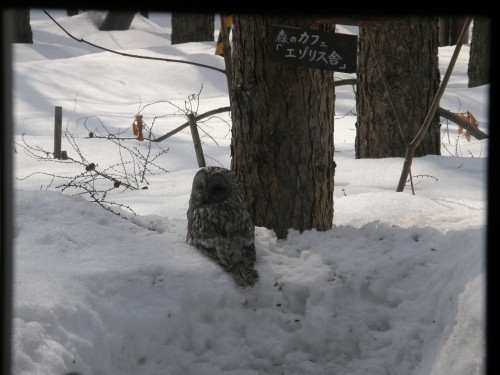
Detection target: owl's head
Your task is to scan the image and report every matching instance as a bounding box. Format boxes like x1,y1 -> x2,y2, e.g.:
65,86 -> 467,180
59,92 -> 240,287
190,167 -> 233,206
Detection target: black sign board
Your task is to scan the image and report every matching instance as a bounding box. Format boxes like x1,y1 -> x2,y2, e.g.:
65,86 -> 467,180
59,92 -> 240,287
270,25 -> 358,73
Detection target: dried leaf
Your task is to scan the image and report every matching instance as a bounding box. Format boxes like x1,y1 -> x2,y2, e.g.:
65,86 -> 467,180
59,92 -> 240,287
456,111 -> 479,142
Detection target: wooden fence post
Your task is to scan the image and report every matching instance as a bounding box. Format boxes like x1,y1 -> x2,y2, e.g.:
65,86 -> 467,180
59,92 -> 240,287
188,113 -> 206,167
53,106 -> 62,159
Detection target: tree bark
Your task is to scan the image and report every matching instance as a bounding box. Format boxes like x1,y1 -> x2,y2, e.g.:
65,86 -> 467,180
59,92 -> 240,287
12,9 -> 33,44
439,17 -> 469,46
171,13 -> 214,45
99,11 -> 136,31
230,15 -> 336,239
468,17 -> 490,88
356,17 -> 441,158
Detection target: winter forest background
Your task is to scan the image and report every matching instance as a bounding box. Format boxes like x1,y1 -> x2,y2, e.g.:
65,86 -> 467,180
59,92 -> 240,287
2,10 -> 494,375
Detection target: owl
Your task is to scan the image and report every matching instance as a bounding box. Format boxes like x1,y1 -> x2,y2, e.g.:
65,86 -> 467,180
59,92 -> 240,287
186,166 -> 259,288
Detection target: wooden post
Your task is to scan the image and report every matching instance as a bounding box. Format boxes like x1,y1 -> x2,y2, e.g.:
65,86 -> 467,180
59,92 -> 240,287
188,113 -> 206,167
53,106 -> 62,159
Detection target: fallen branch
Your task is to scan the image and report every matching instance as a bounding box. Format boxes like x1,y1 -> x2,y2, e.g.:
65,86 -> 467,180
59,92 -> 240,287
438,108 -> 488,140
334,78 -> 357,87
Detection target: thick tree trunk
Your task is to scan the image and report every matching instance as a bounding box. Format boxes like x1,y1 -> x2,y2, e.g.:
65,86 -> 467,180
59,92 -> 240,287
468,17 -> 490,88
439,17 -> 469,46
12,9 -> 33,44
230,15 -> 336,239
356,17 -> 441,158
171,13 -> 214,45
99,11 -> 136,31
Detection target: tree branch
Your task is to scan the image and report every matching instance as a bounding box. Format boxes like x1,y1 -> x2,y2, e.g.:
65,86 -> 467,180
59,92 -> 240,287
42,9 -> 226,75
438,107 -> 488,140
153,106 -> 231,143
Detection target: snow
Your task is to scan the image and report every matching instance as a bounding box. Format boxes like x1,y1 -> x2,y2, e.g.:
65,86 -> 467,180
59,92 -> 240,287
11,10 -> 487,375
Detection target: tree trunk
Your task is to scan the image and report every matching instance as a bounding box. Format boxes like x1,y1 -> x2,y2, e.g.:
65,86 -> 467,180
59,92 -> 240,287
215,15 -> 234,56
439,17 -> 469,46
468,17 -> 490,88
12,9 -> 33,44
230,15 -> 336,239
438,17 -> 450,46
355,17 -> 441,158
171,13 -> 214,45
99,11 -> 136,31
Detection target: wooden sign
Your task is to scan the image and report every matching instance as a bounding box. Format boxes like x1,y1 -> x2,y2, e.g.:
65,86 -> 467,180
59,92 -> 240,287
270,25 -> 358,73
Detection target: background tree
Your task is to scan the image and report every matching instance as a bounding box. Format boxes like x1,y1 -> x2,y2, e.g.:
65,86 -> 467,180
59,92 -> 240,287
229,15 -> 336,240
468,17 -> 490,88
99,11 -> 137,31
171,13 -> 214,45
12,9 -> 32,44
355,17 -> 441,158
438,16 -> 469,46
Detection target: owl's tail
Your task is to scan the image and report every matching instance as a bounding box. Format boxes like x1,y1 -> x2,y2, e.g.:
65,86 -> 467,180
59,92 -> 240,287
226,262 -> 259,288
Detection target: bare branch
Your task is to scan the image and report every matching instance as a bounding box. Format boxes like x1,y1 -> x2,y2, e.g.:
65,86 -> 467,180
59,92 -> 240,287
42,9 -> 226,75
438,108 -> 488,140
153,106 -> 231,143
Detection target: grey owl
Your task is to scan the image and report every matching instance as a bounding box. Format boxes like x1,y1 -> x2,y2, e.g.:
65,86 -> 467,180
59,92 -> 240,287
186,166 -> 259,287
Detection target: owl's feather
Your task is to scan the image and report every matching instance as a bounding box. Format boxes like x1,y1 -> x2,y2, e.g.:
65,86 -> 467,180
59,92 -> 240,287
186,166 -> 259,287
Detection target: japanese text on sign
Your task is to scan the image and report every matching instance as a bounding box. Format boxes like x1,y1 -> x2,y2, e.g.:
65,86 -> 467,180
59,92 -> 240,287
270,25 -> 358,73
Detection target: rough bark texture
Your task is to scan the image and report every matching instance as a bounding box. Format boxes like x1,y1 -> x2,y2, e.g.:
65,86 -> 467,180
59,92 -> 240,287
356,17 -> 441,158
230,15 -> 336,239
171,13 -> 214,45
468,17 -> 490,88
12,9 -> 33,44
